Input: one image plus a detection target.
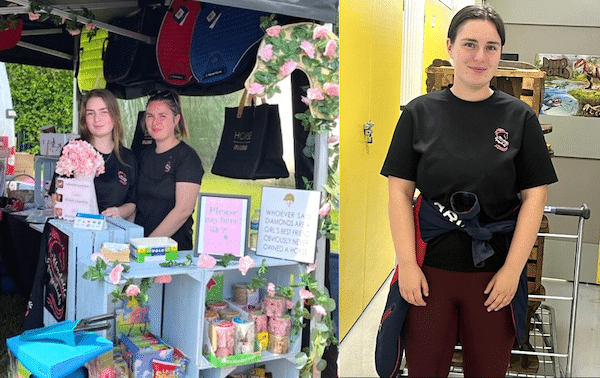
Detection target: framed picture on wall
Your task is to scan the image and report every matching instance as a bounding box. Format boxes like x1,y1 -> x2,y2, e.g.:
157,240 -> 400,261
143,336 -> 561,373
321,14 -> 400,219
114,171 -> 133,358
195,193 -> 251,258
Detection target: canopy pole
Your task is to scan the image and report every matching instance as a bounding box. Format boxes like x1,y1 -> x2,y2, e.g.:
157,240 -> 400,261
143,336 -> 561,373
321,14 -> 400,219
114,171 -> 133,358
7,0 -> 155,44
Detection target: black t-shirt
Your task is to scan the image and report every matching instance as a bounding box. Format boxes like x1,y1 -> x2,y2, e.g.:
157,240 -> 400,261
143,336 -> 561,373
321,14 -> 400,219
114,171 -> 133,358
381,88 -> 558,271
49,144 -> 137,213
135,141 -> 204,251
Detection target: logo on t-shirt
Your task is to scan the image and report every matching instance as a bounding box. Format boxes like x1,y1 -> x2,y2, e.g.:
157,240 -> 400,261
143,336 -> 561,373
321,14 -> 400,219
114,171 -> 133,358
165,160 -> 172,173
494,128 -> 509,152
118,170 -> 127,186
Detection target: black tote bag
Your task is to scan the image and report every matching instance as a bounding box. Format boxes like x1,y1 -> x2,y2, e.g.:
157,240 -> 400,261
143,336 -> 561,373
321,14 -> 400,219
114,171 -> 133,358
212,91 -> 289,179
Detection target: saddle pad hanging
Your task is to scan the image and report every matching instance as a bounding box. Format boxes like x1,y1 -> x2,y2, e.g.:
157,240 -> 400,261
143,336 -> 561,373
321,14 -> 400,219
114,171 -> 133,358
0,19 -> 23,51
190,4 -> 268,85
77,29 -> 108,92
103,5 -> 165,85
156,0 -> 201,86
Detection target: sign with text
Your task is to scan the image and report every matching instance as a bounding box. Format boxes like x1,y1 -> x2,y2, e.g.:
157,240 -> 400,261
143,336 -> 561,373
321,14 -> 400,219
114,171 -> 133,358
54,178 -> 98,221
196,193 -> 250,257
256,187 -> 321,264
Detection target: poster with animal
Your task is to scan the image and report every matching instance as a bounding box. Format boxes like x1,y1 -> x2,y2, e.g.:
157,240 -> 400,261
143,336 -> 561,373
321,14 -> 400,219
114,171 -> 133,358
535,54 -> 600,117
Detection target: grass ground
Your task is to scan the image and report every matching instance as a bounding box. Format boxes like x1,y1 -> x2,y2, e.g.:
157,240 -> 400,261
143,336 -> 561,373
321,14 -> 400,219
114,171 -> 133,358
0,293 -> 26,378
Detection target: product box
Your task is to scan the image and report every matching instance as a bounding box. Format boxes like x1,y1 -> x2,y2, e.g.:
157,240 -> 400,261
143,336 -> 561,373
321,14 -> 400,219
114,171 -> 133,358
152,348 -> 190,378
13,152 -> 35,177
101,242 -> 131,262
129,237 -> 178,263
120,334 -> 174,378
39,133 -> 78,156
116,305 -> 150,337
206,271 -> 224,302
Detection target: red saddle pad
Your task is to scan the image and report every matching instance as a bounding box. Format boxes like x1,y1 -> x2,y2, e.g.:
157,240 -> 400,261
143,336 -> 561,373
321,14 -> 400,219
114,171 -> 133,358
156,0 -> 201,86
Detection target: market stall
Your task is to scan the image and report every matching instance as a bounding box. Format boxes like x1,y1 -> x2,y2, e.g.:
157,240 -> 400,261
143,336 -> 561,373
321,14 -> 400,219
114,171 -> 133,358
0,1 -> 339,377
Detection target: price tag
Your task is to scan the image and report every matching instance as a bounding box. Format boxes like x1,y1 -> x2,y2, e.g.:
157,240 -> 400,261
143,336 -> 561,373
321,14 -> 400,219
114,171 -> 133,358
73,213 -> 106,231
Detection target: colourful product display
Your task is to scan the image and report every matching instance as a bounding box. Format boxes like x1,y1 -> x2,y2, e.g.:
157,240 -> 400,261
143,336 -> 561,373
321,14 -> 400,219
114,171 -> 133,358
262,294 -> 287,318
219,309 -> 240,322
233,317 -> 256,354
207,301 -> 228,312
268,315 -> 292,337
215,321 -> 236,358
205,309 -> 219,324
267,334 -> 290,355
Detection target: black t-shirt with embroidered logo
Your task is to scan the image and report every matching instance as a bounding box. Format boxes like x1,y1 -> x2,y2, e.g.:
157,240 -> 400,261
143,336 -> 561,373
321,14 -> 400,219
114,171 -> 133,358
381,87 -> 558,271
135,141 -> 204,251
49,144 -> 137,213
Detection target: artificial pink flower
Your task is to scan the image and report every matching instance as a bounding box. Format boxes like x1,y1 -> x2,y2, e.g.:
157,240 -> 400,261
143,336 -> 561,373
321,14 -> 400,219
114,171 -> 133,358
238,256 -> 255,276
155,275 -> 172,284
91,252 -> 109,264
287,300 -> 294,309
307,87 -> 324,101
267,282 -> 276,297
280,60 -> 297,77
324,39 -> 337,57
197,254 -> 217,269
306,263 -> 317,274
109,264 -> 124,284
300,289 -> 315,300
301,96 -> 311,106
328,135 -> 339,144
313,304 -> 327,316
266,25 -> 282,37
259,44 -> 273,62
125,284 -> 140,297
248,82 -> 265,96
55,140 -> 105,177
313,26 -> 328,39
318,202 -> 331,218
68,28 -> 81,36
28,12 -> 41,21
300,41 -> 315,58
323,82 -> 339,97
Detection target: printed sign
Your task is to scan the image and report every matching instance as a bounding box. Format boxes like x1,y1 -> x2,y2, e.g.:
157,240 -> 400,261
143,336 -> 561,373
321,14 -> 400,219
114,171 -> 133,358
45,224 -> 69,321
196,193 -> 250,257
54,177 -> 98,221
536,53 -> 600,117
256,187 -> 321,264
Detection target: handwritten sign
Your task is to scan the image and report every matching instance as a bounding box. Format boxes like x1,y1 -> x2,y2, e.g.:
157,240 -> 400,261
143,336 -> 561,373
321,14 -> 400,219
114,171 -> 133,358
256,187 -> 321,264
54,178 -> 98,221
196,193 -> 250,257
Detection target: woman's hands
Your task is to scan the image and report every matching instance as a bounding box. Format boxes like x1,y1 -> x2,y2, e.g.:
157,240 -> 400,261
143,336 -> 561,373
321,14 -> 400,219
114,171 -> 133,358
102,206 -> 120,218
484,265 -> 520,311
398,261 -> 429,306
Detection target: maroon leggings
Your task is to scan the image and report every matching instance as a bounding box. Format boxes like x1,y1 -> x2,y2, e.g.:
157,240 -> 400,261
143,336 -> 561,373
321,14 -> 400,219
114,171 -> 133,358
405,266 -> 515,377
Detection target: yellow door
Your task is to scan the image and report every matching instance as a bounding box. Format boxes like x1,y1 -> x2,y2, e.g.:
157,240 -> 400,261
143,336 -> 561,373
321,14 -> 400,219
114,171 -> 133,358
339,0 -> 404,339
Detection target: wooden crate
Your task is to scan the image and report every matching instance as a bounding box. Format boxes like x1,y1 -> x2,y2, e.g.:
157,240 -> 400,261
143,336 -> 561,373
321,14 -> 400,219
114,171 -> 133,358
425,62 -> 546,115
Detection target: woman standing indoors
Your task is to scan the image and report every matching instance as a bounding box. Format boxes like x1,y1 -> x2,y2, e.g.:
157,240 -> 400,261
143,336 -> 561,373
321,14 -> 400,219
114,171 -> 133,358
380,5 -> 557,377
135,91 -> 204,251
51,89 -> 137,220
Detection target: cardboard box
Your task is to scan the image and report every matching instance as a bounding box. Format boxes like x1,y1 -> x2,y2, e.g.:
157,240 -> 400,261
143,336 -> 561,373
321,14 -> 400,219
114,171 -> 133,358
13,152 -> 35,177
120,334 -> 174,378
39,133 -> 78,156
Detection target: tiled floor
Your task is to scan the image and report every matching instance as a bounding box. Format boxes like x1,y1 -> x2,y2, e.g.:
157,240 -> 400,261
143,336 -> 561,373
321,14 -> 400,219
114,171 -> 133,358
340,274 -> 600,377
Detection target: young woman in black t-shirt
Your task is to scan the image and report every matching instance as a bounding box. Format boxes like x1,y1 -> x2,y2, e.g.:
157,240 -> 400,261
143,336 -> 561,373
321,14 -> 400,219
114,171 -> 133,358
51,89 -> 137,219
381,5 -> 557,377
134,91 -> 204,251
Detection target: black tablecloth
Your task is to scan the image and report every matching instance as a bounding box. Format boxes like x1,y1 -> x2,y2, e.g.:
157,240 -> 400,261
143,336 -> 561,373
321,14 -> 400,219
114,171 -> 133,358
0,210 -> 43,297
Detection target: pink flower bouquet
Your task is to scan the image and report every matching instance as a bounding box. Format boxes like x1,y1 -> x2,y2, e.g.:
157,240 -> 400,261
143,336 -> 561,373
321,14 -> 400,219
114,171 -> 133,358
55,140 -> 105,178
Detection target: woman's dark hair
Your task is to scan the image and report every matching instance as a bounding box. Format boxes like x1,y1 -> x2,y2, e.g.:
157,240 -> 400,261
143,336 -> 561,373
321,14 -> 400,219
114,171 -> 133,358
448,5 -> 505,46
146,91 -> 189,139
